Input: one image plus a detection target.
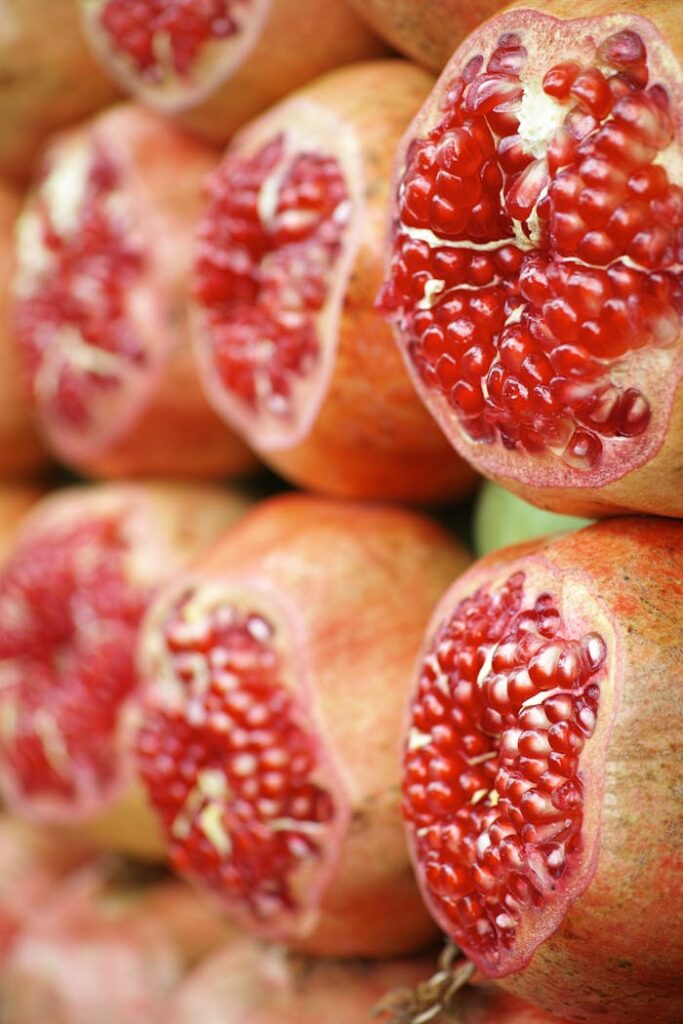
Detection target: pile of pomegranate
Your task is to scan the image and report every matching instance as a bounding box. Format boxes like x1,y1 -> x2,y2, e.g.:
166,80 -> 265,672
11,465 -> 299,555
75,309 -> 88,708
0,1 -> 680,1022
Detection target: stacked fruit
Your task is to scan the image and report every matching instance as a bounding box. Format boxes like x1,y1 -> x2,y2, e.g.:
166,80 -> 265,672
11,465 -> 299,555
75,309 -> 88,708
0,1 -> 680,1021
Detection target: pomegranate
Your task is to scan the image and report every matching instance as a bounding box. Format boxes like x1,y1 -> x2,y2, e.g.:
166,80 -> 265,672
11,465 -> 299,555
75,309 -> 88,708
0,484 -> 43,558
12,104 -> 255,479
345,0 -> 508,73
166,937 -> 435,1023
474,481 -> 593,555
0,818 -> 92,964
136,494 -> 470,956
78,0 -> 386,143
0,858 -> 236,1024
0,482 -> 249,858
192,61 -> 477,502
380,0 -> 683,517
0,0 -> 119,182
402,517 -> 683,1022
0,179 -> 48,477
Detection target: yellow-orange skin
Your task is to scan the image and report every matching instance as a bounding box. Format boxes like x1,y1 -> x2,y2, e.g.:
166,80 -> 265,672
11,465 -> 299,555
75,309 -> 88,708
19,106 -> 256,481
0,0 -> 120,182
426,519 -> 683,1023
346,0 -> 508,72
141,494 -> 471,957
0,484 -> 43,560
0,181 -> 48,478
216,62 -> 478,504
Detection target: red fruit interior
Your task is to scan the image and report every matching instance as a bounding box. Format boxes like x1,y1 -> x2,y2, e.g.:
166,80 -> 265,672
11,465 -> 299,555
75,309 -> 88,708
14,139 -> 153,455
0,514 -> 148,818
194,113 -> 353,447
98,0 -> 250,82
137,588 -> 341,933
380,16 -> 683,479
403,568 -> 608,976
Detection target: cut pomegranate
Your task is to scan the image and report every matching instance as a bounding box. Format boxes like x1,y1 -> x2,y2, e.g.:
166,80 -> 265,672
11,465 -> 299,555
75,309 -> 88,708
0,818 -> 92,966
0,181 -> 48,477
136,494 -> 470,956
166,936 -> 436,1023
346,0 -> 508,73
403,517 -> 683,1022
192,61 -> 477,502
78,0 -> 386,141
0,0 -> 119,182
12,105 -> 255,479
0,859 -> 235,1024
0,482 -> 248,857
473,481 -> 593,555
381,3 -> 683,517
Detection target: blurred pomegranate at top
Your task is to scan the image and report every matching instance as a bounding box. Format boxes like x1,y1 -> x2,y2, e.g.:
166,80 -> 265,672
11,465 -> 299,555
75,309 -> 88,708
78,0 -> 387,143
380,0 -> 683,517
0,0 -> 119,182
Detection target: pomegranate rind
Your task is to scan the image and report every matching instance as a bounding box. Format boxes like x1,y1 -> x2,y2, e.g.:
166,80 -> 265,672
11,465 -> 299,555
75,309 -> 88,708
385,5 -> 683,517
406,518 -> 683,1023
137,494 -> 470,956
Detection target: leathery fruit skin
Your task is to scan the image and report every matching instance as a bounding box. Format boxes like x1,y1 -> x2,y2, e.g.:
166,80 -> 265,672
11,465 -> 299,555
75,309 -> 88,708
0,0 -> 120,182
346,0 -> 508,73
403,517 -> 683,1023
12,104 -> 256,480
380,0 -> 683,518
136,493 -> 471,957
78,0 -> 387,144
0,180 -> 48,477
0,858 -> 236,1024
192,61 -> 477,503
0,482 -> 249,859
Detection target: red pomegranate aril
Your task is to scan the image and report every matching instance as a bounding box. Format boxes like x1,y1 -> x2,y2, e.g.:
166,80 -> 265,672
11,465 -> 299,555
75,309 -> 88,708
192,62 -> 476,503
136,494 -> 469,957
0,483 -> 248,856
381,2 -> 683,517
404,518 -> 683,1023
13,106 -> 254,479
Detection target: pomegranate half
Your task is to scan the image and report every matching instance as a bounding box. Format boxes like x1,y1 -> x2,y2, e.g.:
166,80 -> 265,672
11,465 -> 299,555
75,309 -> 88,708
0,482 -> 248,857
0,859 -> 235,1024
0,180 -> 48,477
136,493 -> 470,956
12,104 -> 255,479
192,61 -> 477,502
78,0 -> 386,142
0,0 -> 119,182
402,517 -> 683,1023
346,0 -> 508,73
380,0 -> 683,517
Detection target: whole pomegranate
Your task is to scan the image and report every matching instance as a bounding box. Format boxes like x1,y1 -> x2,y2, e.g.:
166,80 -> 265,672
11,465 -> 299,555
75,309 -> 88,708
474,481 -> 593,556
0,0 -> 119,182
192,61 -> 476,502
78,0 -> 386,142
136,494 -> 470,957
346,0 -> 508,72
0,180 -> 48,477
0,482 -> 248,857
0,858 -> 235,1024
380,0 -> 683,518
166,937 -> 436,1023
12,105 -> 255,479
402,517 -> 683,1022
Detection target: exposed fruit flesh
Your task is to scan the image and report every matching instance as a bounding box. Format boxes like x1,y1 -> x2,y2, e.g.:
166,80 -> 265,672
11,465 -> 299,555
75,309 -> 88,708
381,16 -> 683,484
137,589 -> 339,930
0,514 -> 149,816
98,0 -> 251,83
194,114 -> 352,446
403,566 -> 608,976
14,139 -> 151,452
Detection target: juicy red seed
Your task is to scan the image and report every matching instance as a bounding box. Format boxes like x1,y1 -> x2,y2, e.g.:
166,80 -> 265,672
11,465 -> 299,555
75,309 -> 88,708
137,599 -> 335,918
196,136 -> 349,420
403,571 -> 606,969
599,30 -> 647,70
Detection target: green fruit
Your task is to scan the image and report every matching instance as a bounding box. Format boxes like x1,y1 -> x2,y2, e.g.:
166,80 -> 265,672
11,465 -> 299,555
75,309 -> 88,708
473,482 -> 594,556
